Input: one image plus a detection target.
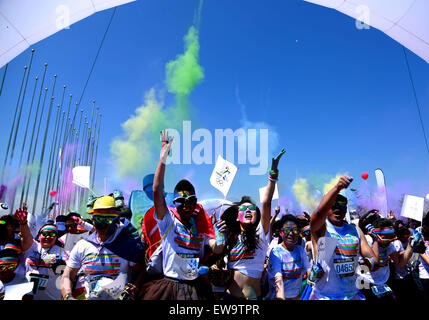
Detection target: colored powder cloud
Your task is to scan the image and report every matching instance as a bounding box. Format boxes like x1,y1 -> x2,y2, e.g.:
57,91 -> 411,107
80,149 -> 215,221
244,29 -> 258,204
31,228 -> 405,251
110,23 -> 204,179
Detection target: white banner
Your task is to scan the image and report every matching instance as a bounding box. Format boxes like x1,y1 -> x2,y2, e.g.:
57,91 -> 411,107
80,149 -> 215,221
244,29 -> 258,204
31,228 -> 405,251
209,155 -> 238,197
374,168 -> 388,218
72,166 -> 91,189
400,194 -> 425,222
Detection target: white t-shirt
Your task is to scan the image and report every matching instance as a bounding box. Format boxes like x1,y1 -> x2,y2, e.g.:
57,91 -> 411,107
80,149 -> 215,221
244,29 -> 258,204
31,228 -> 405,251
267,244 -> 311,299
155,209 -> 211,280
392,240 -> 409,280
66,230 -> 132,299
227,222 -> 269,279
23,240 -> 69,300
419,240 -> 429,279
312,220 -> 361,300
359,235 -> 397,285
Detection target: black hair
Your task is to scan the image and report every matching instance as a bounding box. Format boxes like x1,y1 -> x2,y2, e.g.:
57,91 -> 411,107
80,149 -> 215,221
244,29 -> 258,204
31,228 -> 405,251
120,207 -> 132,220
222,196 -> 261,254
423,212 -> 429,228
66,212 -> 81,220
273,214 -> 301,244
335,194 -> 348,203
0,248 -> 19,260
359,209 -> 381,234
394,219 -> 410,237
372,217 -> 394,229
174,179 -> 196,196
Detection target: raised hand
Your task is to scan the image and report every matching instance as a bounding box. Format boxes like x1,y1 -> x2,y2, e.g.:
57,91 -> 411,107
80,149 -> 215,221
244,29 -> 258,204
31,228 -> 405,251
160,130 -> 174,163
271,148 -> 286,171
336,175 -> 353,191
14,205 -> 28,225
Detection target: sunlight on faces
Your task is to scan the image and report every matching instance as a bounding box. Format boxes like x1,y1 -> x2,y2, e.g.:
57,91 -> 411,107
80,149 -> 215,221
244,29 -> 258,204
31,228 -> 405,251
237,202 -> 258,226
38,226 -> 58,249
174,190 -> 197,220
281,221 -> 299,246
328,199 -> 347,225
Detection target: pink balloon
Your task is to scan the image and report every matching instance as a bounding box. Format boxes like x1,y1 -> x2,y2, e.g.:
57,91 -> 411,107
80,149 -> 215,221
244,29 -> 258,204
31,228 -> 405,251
361,172 -> 369,180
49,190 -> 57,197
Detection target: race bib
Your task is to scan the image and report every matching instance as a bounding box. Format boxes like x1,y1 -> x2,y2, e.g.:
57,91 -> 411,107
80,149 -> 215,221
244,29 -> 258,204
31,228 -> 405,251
333,258 -> 355,278
29,273 -> 49,293
174,253 -> 199,280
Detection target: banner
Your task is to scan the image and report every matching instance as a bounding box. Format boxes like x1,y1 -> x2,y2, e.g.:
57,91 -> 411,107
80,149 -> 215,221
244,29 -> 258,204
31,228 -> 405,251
400,194 -> 425,222
209,155 -> 238,197
374,168 -> 388,218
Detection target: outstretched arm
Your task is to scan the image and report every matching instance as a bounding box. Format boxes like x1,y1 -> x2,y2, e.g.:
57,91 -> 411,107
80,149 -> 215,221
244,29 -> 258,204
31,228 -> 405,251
310,175 -> 353,233
261,149 -> 285,235
153,130 -> 174,220
14,203 -> 33,251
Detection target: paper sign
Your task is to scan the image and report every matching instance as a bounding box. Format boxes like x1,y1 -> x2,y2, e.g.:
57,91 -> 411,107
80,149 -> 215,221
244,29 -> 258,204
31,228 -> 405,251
99,273 -> 127,300
72,166 -> 91,189
316,237 -> 338,264
259,184 -> 279,203
210,155 -> 238,197
400,194 -> 425,222
4,282 -> 34,300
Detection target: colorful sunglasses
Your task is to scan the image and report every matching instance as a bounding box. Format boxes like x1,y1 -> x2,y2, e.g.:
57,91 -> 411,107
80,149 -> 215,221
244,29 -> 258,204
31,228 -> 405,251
93,215 -> 117,225
281,227 -> 299,235
0,263 -> 18,272
238,204 -> 257,212
0,220 -> 5,225
40,231 -> 57,238
173,195 -> 197,206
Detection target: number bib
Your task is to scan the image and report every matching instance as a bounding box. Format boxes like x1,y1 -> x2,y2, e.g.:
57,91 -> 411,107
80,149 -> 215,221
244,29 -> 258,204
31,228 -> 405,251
333,258 -> 355,278
29,273 -> 49,293
173,253 -> 199,280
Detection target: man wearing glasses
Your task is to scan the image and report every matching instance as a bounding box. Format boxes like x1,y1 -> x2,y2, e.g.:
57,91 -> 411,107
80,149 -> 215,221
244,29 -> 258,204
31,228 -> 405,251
61,196 -> 144,300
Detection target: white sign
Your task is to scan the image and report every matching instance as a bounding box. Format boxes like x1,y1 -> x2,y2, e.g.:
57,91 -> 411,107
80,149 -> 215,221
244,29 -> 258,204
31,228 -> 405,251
4,282 -> 34,300
72,166 -> 91,189
209,155 -> 238,197
400,194 -> 425,222
374,168 -> 388,218
259,184 -> 279,203
316,237 -> 338,264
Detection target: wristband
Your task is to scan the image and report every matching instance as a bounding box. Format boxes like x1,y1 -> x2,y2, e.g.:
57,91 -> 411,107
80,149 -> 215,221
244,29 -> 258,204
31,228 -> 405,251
63,293 -> 73,300
269,169 -> 279,180
365,224 -> 374,233
364,257 -> 375,271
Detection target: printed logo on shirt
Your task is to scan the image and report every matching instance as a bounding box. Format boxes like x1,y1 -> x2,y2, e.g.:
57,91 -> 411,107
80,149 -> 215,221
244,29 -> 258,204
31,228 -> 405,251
329,233 -> 359,257
173,224 -> 204,251
83,254 -> 122,275
281,263 -> 302,279
229,243 -> 256,262
27,252 -> 57,268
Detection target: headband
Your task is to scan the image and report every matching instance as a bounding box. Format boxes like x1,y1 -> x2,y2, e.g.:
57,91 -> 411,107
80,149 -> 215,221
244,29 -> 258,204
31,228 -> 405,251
40,225 -> 58,234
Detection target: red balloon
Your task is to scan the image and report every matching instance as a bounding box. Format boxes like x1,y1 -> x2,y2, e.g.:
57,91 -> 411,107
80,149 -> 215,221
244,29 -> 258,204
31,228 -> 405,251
49,190 -> 57,197
361,172 -> 369,180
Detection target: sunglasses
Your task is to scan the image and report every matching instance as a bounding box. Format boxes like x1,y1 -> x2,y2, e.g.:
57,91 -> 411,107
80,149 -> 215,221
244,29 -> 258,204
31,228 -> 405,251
0,220 -> 5,225
238,204 -> 257,212
93,215 -> 118,225
0,263 -> 18,272
281,227 -> 300,235
40,231 -> 57,238
173,195 -> 197,206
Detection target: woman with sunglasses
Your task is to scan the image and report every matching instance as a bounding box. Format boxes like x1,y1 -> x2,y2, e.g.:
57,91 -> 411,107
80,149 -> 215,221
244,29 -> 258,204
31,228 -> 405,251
267,214 -> 311,300
0,248 -> 28,299
358,212 -> 414,301
220,149 -> 285,300
21,221 -> 69,300
309,175 -> 378,300
139,130 -> 224,300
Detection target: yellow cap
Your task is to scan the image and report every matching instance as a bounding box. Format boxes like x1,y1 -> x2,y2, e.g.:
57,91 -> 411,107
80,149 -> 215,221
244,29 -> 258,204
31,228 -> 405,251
88,196 -> 118,214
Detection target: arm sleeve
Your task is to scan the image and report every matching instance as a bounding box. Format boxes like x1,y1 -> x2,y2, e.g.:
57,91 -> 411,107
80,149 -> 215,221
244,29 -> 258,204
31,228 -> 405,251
66,240 -> 84,269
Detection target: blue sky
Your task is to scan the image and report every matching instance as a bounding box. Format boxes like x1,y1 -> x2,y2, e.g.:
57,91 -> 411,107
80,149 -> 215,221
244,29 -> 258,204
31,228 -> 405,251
1,0 -> 428,214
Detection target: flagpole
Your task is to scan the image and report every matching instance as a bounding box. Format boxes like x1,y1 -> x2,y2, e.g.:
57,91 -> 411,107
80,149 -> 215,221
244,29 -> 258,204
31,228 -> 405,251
32,74 -> 57,214
0,63 -> 8,96
20,63 -> 48,205
91,114 -> 102,190
24,86 -> 49,204
1,65 -> 27,183
9,49 -> 35,165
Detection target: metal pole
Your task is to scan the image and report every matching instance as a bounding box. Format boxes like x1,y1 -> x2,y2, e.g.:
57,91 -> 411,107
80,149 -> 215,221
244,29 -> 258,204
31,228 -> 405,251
20,63 -> 48,205
24,86 -> 48,204
0,63 -> 8,96
1,65 -> 27,183
32,74 -> 57,214
91,114 -> 102,190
